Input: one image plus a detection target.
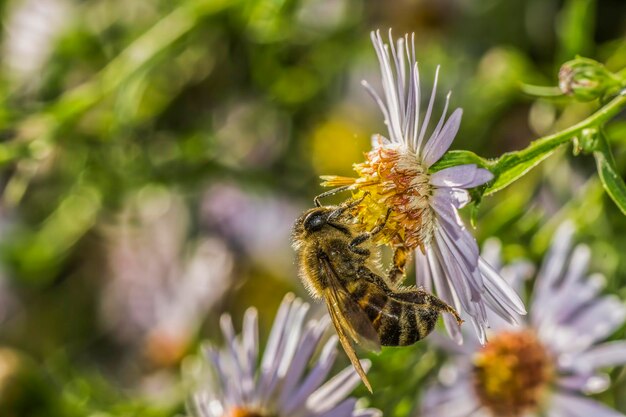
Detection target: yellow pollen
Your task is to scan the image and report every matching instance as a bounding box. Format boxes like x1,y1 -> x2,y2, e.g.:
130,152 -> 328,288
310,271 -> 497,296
472,330 -> 553,417
321,141 -> 434,249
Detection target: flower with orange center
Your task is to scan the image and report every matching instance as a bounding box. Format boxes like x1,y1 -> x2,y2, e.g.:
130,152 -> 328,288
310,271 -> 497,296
322,30 -> 526,344
423,223 -> 626,417
472,330 -> 552,417
189,294 -> 381,417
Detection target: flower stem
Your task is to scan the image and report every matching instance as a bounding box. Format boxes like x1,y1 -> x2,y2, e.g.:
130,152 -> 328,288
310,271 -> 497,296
484,91 -> 626,195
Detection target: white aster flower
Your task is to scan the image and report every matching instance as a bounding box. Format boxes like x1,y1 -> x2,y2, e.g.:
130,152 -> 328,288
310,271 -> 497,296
322,30 -> 525,344
422,223 -> 626,417
189,293 -> 381,417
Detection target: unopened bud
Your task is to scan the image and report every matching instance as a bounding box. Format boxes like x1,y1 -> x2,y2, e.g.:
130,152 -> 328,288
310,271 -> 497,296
558,58 -> 621,101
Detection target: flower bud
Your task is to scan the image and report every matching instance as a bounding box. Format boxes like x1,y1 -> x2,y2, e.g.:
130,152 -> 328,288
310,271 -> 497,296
558,57 -> 621,101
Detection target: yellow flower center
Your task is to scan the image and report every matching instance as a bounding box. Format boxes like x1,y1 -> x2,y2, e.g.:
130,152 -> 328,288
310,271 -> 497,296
472,330 -> 553,417
322,141 -> 434,250
227,407 -> 268,417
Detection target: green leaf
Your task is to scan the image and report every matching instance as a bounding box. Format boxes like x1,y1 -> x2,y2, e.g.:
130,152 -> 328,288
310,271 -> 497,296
428,150 -> 489,173
484,144 -> 565,195
593,131 -> 626,215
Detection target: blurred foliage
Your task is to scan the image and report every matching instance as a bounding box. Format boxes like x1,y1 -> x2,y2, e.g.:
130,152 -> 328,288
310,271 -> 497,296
0,0 -> 625,416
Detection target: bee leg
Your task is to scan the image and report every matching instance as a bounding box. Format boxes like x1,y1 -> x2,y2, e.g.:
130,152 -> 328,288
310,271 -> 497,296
426,292 -> 463,326
395,289 -> 463,326
314,185 -> 352,207
348,209 -> 391,255
387,245 -> 409,288
327,191 -> 370,221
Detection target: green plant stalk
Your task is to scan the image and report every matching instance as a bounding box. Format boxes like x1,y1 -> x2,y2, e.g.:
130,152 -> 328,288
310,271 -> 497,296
19,0 -> 237,136
484,91 -> 626,195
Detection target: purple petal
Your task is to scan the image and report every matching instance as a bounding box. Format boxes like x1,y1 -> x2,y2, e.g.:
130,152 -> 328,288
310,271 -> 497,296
353,408 -> 383,417
421,378 -> 481,417
305,360 -> 371,413
557,374 -> 609,394
282,336 -> 338,415
426,247 -> 464,344
316,398 -> 358,417
535,273 -> 605,335
435,227 -> 482,301
434,187 -> 470,209
550,391 -> 626,417
566,341 -> 626,373
415,247 -> 433,292
241,308 -> 259,402
531,222 -> 575,325
562,295 -> 626,352
430,165 -> 493,189
431,194 -> 464,239
478,258 -> 527,315
424,91 -> 450,153
416,66 -> 440,153
279,317 -> 329,406
422,108 -> 463,167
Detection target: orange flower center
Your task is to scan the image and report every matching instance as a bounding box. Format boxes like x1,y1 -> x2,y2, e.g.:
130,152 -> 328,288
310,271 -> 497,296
227,407 -> 268,417
472,330 -> 553,417
322,141 -> 434,250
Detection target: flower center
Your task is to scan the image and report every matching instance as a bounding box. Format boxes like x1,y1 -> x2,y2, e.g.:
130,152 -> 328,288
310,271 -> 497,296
227,407 -> 268,417
322,141 -> 435,250
472,330 -> 553,417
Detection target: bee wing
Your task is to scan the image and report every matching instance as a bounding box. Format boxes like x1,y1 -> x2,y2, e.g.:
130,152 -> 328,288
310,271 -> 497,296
320,259 -> 381,393
320,259 -> 381,351
325,294 -> 373,393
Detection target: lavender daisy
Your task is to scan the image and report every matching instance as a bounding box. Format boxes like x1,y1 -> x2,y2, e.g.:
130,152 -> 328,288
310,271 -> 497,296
322,30 -> 525,343
422,223 -> 626,417
189,293 -> 381,417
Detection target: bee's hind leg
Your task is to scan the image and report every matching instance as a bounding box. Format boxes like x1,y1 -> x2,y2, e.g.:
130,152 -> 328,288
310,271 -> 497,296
387,245 -> 409,287
428,293 -> 463,326
395,288 -> 464,326
348,209 -> 391,255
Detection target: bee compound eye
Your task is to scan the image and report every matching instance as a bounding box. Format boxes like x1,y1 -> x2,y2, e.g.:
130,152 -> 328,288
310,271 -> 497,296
304,211 -> 326,231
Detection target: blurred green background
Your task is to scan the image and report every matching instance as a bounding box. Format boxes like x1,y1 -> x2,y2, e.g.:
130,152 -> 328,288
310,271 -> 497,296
0,0 -> 626,415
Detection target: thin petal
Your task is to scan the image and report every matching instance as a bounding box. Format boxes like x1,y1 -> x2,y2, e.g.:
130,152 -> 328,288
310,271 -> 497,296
305,360 -> 371,413
557,374 -> 610,394
282,336 -> 339,415
430,164 -> 493,188
422,108 -> 463,167
550,391 -> 626,417
479,258 -> 527,315
416,66 -> 440,153
564,341 -> 626,373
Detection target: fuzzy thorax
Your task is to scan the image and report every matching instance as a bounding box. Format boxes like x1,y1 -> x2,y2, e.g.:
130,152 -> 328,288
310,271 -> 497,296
322,141 -> 435,251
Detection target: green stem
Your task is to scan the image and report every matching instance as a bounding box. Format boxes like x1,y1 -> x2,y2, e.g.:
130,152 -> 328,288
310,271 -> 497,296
484,91 -> 626,195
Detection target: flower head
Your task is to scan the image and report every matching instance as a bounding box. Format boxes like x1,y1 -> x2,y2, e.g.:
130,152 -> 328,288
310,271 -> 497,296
189,293 -> 381,417
322,30 -> 525,343
422,223 -> 626,417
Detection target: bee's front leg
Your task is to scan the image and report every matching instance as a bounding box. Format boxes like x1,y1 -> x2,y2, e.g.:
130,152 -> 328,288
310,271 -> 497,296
313,185 -> 351,207
348,209 -> 391,255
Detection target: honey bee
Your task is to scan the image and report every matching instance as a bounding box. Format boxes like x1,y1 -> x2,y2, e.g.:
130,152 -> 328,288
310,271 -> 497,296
291,195 -> 463,392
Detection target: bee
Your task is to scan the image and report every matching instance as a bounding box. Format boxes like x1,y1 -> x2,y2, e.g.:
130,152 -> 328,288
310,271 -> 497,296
291,194 -> 463,392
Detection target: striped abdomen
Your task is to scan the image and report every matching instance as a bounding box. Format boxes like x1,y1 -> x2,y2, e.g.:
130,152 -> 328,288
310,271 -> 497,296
346,280 -> 440,346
